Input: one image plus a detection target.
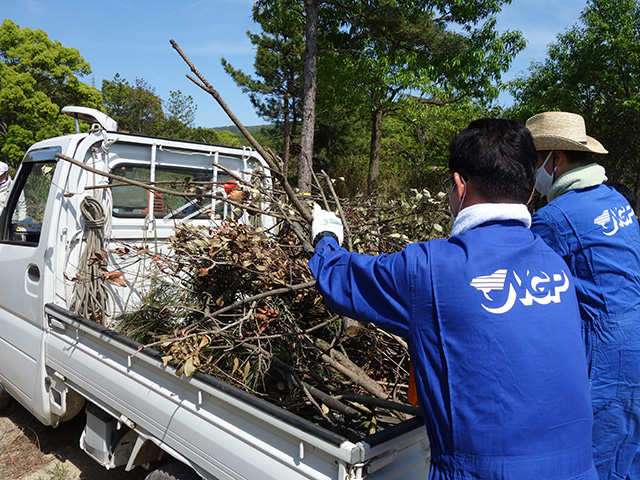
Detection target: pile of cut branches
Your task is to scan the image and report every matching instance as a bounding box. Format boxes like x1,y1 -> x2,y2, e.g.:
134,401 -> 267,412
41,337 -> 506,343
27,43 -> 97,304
114,187 -> 447,439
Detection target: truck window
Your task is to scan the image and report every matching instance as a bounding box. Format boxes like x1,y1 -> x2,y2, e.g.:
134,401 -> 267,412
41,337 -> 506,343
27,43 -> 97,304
1,159 -> 58,245
110,165 -> 234,220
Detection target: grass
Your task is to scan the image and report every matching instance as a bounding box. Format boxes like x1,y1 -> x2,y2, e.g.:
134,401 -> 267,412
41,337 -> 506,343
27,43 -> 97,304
35,463 -> 74,480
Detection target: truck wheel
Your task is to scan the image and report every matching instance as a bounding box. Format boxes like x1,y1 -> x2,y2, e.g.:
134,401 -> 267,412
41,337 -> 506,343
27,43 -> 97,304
0,387 -> 11,412
145,462 -> 201,480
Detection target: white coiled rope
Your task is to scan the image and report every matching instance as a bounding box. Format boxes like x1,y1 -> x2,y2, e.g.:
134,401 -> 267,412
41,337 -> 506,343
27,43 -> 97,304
70,197 -> 113,325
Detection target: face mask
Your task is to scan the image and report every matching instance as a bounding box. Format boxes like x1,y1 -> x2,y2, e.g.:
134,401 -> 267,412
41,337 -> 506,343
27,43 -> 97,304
448,176 -> 467,221
534,151 -> 556,196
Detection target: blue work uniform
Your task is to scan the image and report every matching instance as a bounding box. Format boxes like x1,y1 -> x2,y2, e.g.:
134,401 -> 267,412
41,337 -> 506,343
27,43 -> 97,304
532,184 -> 640,479
309,219 -> 597,480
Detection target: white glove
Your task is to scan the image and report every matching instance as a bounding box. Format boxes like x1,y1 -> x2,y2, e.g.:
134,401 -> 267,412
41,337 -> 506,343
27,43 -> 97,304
311,203 -> 344,246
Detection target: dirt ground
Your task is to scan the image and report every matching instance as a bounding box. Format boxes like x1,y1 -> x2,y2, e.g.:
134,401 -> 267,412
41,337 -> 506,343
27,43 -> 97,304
0,399 -> 148,480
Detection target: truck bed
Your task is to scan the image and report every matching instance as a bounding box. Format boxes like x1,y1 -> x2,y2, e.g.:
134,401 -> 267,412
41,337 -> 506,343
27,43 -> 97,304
44,303 -> 430,480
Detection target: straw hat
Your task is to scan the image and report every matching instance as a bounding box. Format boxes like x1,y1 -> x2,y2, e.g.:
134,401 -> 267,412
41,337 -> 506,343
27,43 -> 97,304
525,111 -> 608,154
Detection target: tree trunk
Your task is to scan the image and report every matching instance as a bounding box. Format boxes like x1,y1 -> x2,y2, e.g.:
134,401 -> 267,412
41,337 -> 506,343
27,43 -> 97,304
367,106 -> 383,195
282,93 -> 291,180
298,0 -> 319,193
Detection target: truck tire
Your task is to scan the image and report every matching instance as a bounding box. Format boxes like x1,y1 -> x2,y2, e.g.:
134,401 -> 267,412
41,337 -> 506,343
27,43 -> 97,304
145,462 -> 201,480
0,386 -> 11,412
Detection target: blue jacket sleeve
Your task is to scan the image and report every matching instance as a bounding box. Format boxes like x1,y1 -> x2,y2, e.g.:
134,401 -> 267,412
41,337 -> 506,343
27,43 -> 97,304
308,237 -> 414,337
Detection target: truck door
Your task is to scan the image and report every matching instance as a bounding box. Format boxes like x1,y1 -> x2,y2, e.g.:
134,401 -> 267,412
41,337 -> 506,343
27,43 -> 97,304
0,147 -> 59,409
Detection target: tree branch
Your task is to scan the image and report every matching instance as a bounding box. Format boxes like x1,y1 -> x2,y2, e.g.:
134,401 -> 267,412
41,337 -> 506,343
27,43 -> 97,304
170,39 -> 313,225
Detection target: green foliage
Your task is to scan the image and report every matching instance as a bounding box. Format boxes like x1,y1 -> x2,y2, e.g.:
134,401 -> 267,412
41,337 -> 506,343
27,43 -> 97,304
101,74 -> 248,147
242,0 -> 522,194
317,0 -> 525,193
509,0 -> 640,191
189,126 -> 244,147
224,0 -> 306,178
0,19 -> 100,107
1,10 -> 505,199
158,90 -> 198,140
0,21 -> 226,164
101,74 -> 247,146
311,108 -> 371,195
164,90 -> 196,128
314,96 -> 485,198
0,19 -> 102,167
101,74 -> 165,135
379,98 -> 487,195
224,0 -> 305,125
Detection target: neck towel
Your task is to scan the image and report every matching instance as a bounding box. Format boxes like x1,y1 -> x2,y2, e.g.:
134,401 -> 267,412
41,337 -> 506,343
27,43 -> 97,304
452,203 -> 532,236
548,163 -> 607,202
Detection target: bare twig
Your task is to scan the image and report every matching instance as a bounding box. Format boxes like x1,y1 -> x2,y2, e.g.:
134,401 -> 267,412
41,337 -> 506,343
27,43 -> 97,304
320,170 -> 353,251
241,343 -> 354,422
169,39 -> 313,226
300,380 -> 361,417
313,338 -> 388,400
201,280 -> 316,328
337,393 -> 421,417
376,328 -> 409,353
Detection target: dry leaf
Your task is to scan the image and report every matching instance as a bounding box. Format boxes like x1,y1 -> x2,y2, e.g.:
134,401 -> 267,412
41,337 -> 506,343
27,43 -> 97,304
232,357 -> 239,376
184,358 -> 196,377
199,336 -> 210,349
242,361 -> 251,382
103,270 -> 126,287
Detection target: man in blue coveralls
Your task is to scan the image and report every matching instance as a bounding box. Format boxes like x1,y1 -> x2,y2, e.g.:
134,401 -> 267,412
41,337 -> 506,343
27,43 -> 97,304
527,111 -> 640,480
309,118 -> 598,480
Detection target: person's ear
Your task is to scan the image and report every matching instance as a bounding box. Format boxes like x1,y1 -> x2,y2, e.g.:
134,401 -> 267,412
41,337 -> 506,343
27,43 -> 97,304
552,150 -> 572,177
553,150 -> 565,168
453,172 -> 466,200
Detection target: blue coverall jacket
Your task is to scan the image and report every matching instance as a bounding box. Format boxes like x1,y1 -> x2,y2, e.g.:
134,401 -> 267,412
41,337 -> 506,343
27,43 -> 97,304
532,184 -> 640,479
309,219 -> 597,480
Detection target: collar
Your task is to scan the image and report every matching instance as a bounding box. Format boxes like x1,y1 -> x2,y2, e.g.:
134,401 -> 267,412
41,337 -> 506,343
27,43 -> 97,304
451,203 -> 532,236
548,163 -> 607,201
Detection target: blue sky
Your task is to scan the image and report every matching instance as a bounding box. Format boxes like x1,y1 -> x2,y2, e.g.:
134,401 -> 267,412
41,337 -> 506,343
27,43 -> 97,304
3,0 -> 587,128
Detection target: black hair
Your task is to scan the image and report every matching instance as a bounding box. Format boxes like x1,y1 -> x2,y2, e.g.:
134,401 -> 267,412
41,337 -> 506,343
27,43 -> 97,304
448,118 -> 537,204
564,150 -> 590,165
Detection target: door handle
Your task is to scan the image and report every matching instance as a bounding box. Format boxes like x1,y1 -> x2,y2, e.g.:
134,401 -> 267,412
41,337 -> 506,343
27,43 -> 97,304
27,265 -> 40,282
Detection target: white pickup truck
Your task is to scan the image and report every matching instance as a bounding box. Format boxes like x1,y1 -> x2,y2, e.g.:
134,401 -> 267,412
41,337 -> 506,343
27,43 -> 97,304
0,107 -> 430,480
